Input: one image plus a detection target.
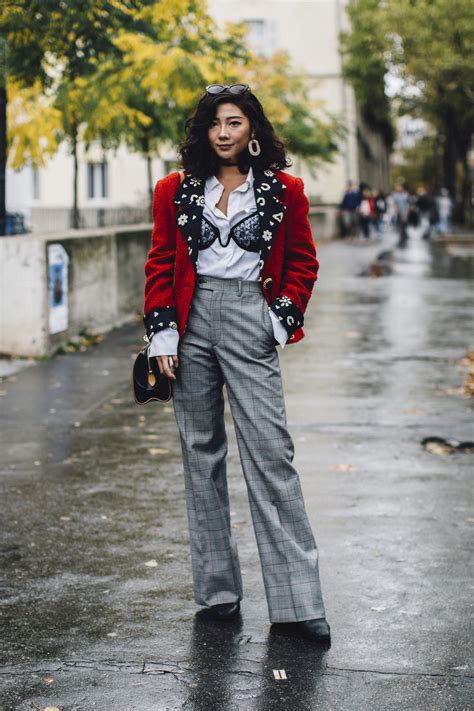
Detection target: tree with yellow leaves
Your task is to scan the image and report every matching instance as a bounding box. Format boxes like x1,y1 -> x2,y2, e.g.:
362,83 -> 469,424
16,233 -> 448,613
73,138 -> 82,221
1,0 -> 146,228
7,80 -> 62,169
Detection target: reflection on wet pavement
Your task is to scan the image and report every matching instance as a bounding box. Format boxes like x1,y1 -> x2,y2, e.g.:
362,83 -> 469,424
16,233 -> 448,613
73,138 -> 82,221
1,231 -> 472,709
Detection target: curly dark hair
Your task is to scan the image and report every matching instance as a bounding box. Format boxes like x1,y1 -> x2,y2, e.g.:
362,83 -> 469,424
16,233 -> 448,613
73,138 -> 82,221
179,89 -> 291,179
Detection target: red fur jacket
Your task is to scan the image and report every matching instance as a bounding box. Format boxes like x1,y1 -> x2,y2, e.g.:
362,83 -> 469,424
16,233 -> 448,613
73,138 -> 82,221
144,169 -> 319,345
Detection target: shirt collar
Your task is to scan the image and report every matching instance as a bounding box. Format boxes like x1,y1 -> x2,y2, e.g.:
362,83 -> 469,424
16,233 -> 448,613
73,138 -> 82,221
206,166 -> 254,194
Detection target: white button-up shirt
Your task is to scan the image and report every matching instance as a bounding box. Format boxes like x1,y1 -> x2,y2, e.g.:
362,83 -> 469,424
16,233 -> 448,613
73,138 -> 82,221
149,168 -> 288,356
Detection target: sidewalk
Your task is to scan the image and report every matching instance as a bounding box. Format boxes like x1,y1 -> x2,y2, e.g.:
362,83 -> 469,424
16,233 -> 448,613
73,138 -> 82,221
1,232 -> 472,710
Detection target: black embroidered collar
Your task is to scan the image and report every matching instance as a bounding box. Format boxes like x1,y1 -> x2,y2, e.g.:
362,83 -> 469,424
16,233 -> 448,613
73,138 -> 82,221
173,169 -> 287,273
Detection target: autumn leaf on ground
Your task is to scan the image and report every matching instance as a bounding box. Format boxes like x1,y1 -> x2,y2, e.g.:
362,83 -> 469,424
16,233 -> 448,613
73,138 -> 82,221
402,407 -> 425,416
334,463 -> 356,472
424,441 -> 455,456
344,331 -> 361,338
148,448 -> 170,455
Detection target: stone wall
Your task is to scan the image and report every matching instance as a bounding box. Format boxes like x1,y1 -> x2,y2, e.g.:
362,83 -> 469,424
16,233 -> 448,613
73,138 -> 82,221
0,225 -> 151,357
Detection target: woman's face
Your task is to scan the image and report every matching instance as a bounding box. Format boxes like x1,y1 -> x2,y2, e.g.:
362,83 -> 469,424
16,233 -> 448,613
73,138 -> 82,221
207,102 -> 251,163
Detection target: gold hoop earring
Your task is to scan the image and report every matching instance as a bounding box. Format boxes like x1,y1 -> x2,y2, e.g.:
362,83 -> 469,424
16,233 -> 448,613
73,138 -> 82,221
248,138 -> 261,157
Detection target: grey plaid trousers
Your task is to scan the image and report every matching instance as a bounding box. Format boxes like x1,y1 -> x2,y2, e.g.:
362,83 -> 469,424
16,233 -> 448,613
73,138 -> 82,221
172,275 -> 326,623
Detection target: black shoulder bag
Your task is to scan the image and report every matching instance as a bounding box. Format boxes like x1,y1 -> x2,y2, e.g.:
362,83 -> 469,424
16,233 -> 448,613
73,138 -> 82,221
133,171 -> 184,405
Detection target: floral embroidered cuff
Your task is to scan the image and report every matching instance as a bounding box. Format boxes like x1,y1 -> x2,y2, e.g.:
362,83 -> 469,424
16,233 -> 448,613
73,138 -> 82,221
143,306 -> 179,342
270,295 -> 304,339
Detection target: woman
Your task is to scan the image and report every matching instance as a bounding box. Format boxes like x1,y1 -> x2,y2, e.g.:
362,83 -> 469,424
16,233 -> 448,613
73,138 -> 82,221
358,186 -> 375,240
143,83 -> 330,643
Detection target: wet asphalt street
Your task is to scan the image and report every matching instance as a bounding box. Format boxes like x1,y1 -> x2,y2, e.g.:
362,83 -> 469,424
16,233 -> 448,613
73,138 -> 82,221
0,231 -> 473,710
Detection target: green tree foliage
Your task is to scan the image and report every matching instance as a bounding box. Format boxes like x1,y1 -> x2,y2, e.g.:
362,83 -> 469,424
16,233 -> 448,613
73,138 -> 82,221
391,135 -> 442,194
340,0 -> 474,222
340,0 -> 394,147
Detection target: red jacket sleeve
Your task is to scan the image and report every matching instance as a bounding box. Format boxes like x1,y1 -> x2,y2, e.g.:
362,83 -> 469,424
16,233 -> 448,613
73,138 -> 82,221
143,177 -> 179,342
270,178 -> 319,337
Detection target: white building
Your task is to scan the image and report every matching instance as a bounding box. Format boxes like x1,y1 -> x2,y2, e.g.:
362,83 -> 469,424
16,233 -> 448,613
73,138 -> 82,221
208,0 -> 360,203
7,0 -> 389,232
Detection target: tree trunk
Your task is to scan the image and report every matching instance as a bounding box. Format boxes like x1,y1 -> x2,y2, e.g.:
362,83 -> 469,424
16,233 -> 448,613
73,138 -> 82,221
0,40 -> 7,236
459,135 -> 472,228
146,153 -> 153,216
442,112 -> 457,202
71,123 -> 80,229
144,133 -> 153,216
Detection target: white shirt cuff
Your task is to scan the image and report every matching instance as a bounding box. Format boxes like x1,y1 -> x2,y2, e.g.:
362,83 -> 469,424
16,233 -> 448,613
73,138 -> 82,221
149,327 -> 180,356
269,309 -> 289,348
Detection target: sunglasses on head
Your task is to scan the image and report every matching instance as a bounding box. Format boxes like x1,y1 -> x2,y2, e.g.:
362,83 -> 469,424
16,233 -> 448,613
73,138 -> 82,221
206,83 -> 250,96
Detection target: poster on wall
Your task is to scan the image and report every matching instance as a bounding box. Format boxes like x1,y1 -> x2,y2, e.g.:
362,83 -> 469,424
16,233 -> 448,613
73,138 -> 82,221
48,244 -> 69,334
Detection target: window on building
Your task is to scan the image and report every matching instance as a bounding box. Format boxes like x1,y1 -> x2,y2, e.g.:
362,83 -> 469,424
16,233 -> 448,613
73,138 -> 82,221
243,19 -> 276,58
87,161 -> 108,199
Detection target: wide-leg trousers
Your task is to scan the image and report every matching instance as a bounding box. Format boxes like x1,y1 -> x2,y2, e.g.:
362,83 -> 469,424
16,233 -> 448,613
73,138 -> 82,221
172,275 -> 326,623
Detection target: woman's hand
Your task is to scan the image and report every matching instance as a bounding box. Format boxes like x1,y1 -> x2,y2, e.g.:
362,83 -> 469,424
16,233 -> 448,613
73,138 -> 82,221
156,355 -> 179,380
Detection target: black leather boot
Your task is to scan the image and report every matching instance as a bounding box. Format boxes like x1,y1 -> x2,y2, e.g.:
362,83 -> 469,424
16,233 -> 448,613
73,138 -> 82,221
271,617 -> 331,644
207,601 -> 241,621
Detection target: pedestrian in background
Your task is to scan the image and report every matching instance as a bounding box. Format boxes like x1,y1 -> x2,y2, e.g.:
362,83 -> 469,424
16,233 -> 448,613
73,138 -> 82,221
392,182 -> 411,247
339,180 -> 361,237
436,188 -> 453,235
143,83 -> 330,643
415,186 -> 437,240
373,188 -> 387,238
358,186 -> 375,239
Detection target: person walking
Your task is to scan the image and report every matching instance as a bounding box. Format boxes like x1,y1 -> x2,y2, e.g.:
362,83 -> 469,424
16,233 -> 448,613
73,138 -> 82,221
415,186 -> 437,240
373,189 -> 387,238
339,180 -> 361,237
391,182 -> 411,247
436,188 -> 453,235
358,187 -> 375,239
143,83 -> 330,644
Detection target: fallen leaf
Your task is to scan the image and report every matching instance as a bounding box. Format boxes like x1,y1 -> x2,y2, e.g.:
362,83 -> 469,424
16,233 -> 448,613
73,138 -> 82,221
144,559 -> 158,567
441,387 -> 466,397
334,463 -> 356,472
148,448 -> 170,456
424,442 -> 455,456
41,675 -> 54,685
402,407 -> 425,416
